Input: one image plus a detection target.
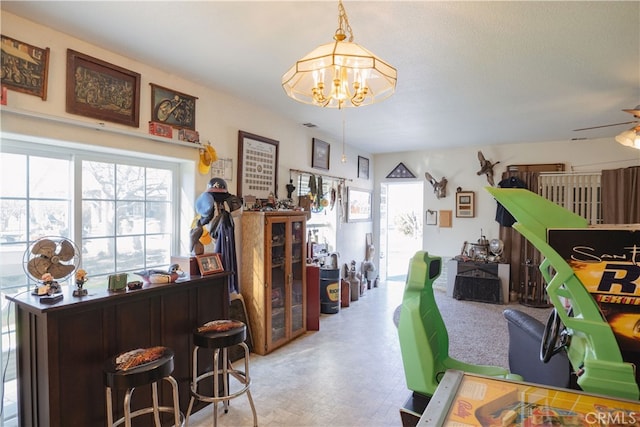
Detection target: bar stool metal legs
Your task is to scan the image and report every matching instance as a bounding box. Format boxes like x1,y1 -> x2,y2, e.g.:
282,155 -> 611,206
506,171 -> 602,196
184,320 -> 257,427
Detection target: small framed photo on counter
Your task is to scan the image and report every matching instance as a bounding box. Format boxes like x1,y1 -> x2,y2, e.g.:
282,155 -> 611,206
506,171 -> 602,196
196,253 -> 224,275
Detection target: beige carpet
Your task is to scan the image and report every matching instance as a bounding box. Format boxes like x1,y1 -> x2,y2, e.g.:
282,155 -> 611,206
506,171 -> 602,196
394,288 -> 552,369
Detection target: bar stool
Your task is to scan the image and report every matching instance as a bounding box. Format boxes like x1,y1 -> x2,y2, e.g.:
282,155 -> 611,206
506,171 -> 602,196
185,320 -> 257,427
104,346 -> 183,427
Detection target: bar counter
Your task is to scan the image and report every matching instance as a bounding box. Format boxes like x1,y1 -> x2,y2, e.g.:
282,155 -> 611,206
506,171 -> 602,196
6,273 -> 230,426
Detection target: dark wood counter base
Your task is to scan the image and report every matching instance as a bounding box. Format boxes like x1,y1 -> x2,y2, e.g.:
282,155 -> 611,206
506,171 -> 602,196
7,274 -> 230,427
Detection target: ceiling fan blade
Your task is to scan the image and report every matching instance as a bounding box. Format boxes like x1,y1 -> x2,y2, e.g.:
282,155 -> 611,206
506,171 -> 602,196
56,239 -> 75,261
572,121 -> 637,132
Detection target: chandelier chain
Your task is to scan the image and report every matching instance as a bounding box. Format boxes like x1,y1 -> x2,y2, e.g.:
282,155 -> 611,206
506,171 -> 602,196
336,0 -> 354,42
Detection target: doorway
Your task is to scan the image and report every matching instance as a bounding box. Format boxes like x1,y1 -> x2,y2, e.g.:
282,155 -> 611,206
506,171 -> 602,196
380,181 -> 424,281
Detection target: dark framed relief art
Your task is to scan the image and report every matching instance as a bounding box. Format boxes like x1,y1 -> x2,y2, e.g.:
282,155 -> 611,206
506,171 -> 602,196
237,130 -> 279,199
66,49 -> 141,127
358,156 -> 370,179
150,83 -> 197,130
311,138 -> 330,170
1,35 -> 50,100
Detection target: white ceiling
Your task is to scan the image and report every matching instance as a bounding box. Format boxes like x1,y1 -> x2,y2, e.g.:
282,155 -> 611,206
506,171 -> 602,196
3,1 -> 639,154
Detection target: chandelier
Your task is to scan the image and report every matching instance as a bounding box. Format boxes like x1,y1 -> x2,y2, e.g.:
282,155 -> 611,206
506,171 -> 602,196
282,0 -> 397,108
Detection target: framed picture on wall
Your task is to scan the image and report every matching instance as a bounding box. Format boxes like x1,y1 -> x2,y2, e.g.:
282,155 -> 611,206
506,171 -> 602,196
426,209 -> 438,225
456,191 -> 475,218
66,49 -> 141,127
347,187 -> 372,222
358,156 -> 369,179
311,138 -> 330,170
150,83 -> 197,130
1,35 -> 50,100
237,130 -> 279,199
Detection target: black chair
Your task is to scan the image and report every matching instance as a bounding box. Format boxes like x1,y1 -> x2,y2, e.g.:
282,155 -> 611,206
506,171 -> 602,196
503,309 -> 575,389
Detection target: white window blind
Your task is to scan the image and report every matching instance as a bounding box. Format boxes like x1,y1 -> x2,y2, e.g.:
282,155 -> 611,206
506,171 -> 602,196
538,173 -> 602,225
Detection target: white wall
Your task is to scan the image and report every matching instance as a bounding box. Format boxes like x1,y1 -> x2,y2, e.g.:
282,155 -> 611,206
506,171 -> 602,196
374,139 -> 640,260
1,11 -> 375,265
4,11 -> 640,276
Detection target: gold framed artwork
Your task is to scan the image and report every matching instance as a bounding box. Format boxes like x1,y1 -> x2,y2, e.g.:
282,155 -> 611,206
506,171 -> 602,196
196,253 -> 224,276
456,191 -> 475,218
66,49 -> 141,127
1,35 -> 50,100
237,130 -> 279,199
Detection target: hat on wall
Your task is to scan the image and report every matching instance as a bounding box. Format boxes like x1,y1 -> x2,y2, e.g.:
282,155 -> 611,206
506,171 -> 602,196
198,143 -> 218,175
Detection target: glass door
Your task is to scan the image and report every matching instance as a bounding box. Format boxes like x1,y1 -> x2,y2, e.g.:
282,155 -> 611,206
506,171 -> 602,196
290,218 -> 305,337
268,219 -> 287,348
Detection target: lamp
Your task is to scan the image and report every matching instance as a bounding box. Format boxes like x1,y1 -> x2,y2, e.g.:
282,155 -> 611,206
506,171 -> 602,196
282,0 -> 397,108
615,105 -> 640,149
615,126 -> 640,149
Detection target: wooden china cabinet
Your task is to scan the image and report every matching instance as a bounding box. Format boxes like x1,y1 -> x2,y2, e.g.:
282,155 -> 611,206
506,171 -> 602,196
240,211 -> 307,355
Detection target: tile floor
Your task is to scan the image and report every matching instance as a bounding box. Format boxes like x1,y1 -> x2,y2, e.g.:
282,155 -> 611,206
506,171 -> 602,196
187,280 -> 408,427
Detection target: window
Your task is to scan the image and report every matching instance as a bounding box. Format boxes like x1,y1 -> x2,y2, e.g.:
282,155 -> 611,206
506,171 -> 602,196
81,160 -> 173,277
538,173 -> 602,225
0,139 -> 180,425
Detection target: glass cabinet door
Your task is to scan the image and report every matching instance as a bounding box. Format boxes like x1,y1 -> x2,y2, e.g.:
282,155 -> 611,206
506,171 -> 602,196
290,219 -> 305,335
269,220 -> 287,345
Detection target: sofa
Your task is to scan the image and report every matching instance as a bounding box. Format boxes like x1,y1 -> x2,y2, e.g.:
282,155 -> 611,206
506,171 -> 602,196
503,308 -> 576,389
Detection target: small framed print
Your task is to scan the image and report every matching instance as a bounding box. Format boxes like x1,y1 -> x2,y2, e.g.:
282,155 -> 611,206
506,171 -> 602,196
358,156 -> 369,179
439,210 -> 452,227
347,187 -> 372,222
426,209 -> 437,225
150,83 -> 197,130
311,138 -> 330,170
196,253 -> 224,276
456,191 -> 475,218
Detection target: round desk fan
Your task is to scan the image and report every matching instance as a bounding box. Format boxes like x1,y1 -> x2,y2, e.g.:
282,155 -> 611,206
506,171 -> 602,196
23,236 -> 81,284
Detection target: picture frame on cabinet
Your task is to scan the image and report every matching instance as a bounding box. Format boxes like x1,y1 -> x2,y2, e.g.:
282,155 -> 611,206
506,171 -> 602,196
1,35 -> 50,100
311,138 -> 330,170
66,49 -> 141,127
456,191 -> 475,218
347,187 -> 372,222
196,253 -> 224,275
150,83 -> 197,130
237,130 -> 279,199
358,156 -> 369,179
